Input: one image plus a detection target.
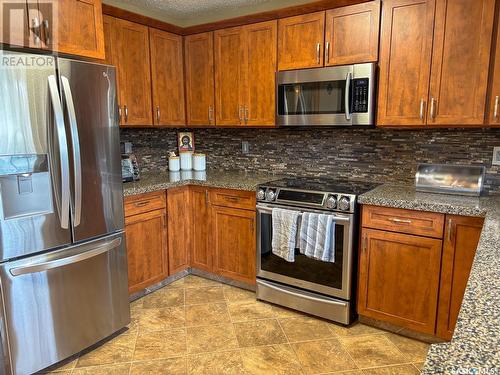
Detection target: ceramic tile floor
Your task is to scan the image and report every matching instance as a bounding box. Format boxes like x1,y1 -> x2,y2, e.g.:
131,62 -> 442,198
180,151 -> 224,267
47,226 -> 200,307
40,275 -> 430,375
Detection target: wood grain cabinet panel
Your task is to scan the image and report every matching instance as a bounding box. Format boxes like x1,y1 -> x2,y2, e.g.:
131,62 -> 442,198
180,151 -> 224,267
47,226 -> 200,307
243,20 -> 277,126
150,28 -> 185,126
357,228 -> 443,334
113,18 -> 152,126
324,1 -> 380,66
377,0 -> 435,126
185,32 -> 216,126
190,187 -> 212,272
214,26 -> 245,126
102,15 -> 116,65
436,215 -> 484,340
278,11 -> 325,70
125,209 -> 168,294
167,187 -> 190,274
428,0 -> 496,126
211,205 -> 256,285
487,4 -> 500,126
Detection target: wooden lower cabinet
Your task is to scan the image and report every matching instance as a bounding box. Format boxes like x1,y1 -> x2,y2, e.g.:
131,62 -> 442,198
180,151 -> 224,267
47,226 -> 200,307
211,205 -> 256,285
167,187 -> 191,274
436,215 -> 484,339
358,228 -> 443,334
190,187 -> 212,272
125,208 -> 168,294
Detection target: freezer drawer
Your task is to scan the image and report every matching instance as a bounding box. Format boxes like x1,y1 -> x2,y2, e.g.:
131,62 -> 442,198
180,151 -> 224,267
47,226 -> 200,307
0,232 -> 130,375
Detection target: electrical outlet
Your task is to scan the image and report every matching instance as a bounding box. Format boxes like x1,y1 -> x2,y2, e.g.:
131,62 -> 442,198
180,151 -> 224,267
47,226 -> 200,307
493,147 -> 500,166
242,141 -> 250,154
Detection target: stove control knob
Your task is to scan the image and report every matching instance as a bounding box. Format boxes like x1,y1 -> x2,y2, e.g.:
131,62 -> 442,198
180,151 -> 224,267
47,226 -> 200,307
257,188 -> 266,201
266,189 -> 277,201
325,195 -> 337,209
338,196 -> 351,211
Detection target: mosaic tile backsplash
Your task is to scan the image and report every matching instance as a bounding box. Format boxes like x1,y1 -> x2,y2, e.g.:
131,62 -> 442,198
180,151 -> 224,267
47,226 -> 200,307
121,128 -> 500,195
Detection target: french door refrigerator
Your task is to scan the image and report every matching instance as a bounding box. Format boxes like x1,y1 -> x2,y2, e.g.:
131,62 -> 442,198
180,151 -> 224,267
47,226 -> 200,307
0,51 -> 129,375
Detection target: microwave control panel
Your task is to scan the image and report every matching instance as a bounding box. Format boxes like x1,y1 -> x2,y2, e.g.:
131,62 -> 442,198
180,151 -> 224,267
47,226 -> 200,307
352,79 -> 369,113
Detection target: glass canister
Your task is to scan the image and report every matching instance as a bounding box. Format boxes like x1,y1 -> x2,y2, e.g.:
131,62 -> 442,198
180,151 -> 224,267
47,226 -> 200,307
193,153 -> 206,171
180,152 -> 193,170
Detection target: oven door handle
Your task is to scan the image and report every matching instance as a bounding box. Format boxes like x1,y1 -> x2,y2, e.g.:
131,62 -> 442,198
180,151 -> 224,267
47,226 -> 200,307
256,205 -> 351,222
344,72 -> 352,121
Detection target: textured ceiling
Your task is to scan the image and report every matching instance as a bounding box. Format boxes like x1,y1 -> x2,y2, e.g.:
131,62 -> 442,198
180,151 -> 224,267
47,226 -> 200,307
103,0 -> 318,27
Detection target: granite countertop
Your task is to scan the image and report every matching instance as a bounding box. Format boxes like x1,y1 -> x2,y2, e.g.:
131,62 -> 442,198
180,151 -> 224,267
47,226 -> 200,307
358,185 -> 500,374
122,169 -> 280,196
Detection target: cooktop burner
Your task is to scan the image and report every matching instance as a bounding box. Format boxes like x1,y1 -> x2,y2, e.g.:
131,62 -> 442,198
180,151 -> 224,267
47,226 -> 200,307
263,177 -> 379,196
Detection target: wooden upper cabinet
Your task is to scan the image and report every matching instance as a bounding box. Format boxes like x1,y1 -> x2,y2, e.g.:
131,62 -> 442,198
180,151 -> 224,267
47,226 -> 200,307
114,18 -> 152,126
487,5 -> 500,126
102,15 -> 116,65
214,26 -> 245,126
428,0 -> 496,126
357,228 -> 443,334
185,32 -> 216,126
167,187 -> 191,274
0,0 -> 29,47
190,187 -> 212,272
40,0 -> 105,59
324,1 -> 380,66
150,28 -> 185,126
377,0 -> 435,126
242,20 -> 277,126
436,215 -> 484,340
278,11 -> 325,71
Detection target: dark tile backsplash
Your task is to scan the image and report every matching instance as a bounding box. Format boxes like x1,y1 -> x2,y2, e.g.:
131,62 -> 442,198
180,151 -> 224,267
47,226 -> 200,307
121,127 -> 500,195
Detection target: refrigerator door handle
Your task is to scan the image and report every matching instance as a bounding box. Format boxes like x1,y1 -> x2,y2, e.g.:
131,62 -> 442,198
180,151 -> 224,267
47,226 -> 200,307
48,75 -> 70,229
60,76 -> 82,227
9,237 -> 122,276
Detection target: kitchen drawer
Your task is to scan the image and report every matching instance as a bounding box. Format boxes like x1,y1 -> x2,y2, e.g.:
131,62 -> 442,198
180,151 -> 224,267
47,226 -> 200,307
210,188 -> 256,210
362,205 -> 444,239
124,191 -> 166,217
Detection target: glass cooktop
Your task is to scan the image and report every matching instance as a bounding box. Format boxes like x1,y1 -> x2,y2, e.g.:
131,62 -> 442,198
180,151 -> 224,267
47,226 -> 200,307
261,177 -> 379,196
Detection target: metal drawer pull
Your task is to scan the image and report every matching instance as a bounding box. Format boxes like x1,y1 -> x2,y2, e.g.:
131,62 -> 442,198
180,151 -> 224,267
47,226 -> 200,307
10,238 -> 122,276
316,43 -> 321,64
156,106 -> 161,123
224,196 -> 240,202
124,105 -> 128,122
419,99 -> 425,121
388,217 -> 412,224
134,201 -> 150,207
494,96 -> 499,119
42,19 -> 49,44
430,97 -> 437,120
325,42 -> 330,64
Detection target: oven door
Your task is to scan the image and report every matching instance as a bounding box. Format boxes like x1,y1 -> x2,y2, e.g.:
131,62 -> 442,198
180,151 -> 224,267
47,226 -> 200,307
256,203 -> 354,300
276,64 -> 375,126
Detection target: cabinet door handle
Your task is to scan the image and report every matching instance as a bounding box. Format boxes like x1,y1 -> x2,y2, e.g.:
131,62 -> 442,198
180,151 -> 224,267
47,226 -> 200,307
124,105 -> 128,122
156,106 -> 161,123
244,105 -> 249,124
42,19 -> 49,45
163,213 -> 167,228
430,97 -> 437,120
447,218 -> 453,242
363,234 -> 368,252
316,43 -> 321,64
31,17 -> 41,46
494,96 -> 499,120
208,105 -> 214,124
419,99 -> 425,121
388,217 -> 412,224
238,105 -> 243,124
325,42 -> 330,64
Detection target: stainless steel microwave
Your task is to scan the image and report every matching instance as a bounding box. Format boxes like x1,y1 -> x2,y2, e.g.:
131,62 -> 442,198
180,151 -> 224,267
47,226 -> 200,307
276,63 -> 376,126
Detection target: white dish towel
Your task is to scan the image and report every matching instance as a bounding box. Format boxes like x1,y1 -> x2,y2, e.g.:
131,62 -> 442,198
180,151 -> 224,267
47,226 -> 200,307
299,212 -> 336,263
271,208 -> 300,262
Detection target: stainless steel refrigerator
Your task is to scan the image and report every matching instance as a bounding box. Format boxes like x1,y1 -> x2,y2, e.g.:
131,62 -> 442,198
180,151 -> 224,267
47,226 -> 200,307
0,51 -> 129,375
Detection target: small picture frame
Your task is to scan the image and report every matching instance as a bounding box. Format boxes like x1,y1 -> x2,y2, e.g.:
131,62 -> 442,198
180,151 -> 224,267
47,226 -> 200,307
178,132 -> 195,153
493,147 -> 500,166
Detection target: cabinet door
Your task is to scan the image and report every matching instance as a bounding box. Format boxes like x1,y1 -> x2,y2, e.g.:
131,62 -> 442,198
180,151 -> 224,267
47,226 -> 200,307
190,187 -> 212,272
242,20 -> 277,127
150,28 -> 185,126
278,12 -> 325,71
185,32 -> 215,126
0,0 -> 28,47
377,0 -> 435,126
167,187 -> 190,274
487,7 -> 500,126
428,0 -> 495,125
125,209 -> 168,294
114,18 -> 152,126
212,206 -> 256,284
214,26 -> 245,126
41,0 -> 105,59
436,216 -> 483,340
324,1 -> 380,66
102,15 -> 116,65
358,228 -> 443,334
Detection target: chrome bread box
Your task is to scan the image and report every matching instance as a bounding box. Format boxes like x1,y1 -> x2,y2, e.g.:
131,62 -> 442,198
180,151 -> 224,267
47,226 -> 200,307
415,164 -> 485,196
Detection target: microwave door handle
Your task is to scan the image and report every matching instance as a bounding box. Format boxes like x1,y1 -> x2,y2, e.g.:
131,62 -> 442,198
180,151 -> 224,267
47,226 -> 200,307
48,75 -> 70,229
345,72 -> 352,121
60,76 -> 82,227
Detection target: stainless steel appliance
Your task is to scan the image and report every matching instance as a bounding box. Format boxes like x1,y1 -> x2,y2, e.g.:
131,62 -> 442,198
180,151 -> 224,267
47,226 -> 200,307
276,63 -> 376,126
415,164 -> 485,196
121,142 -> 140,182
256,178 -> 377,324
0,51 -> 129,375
